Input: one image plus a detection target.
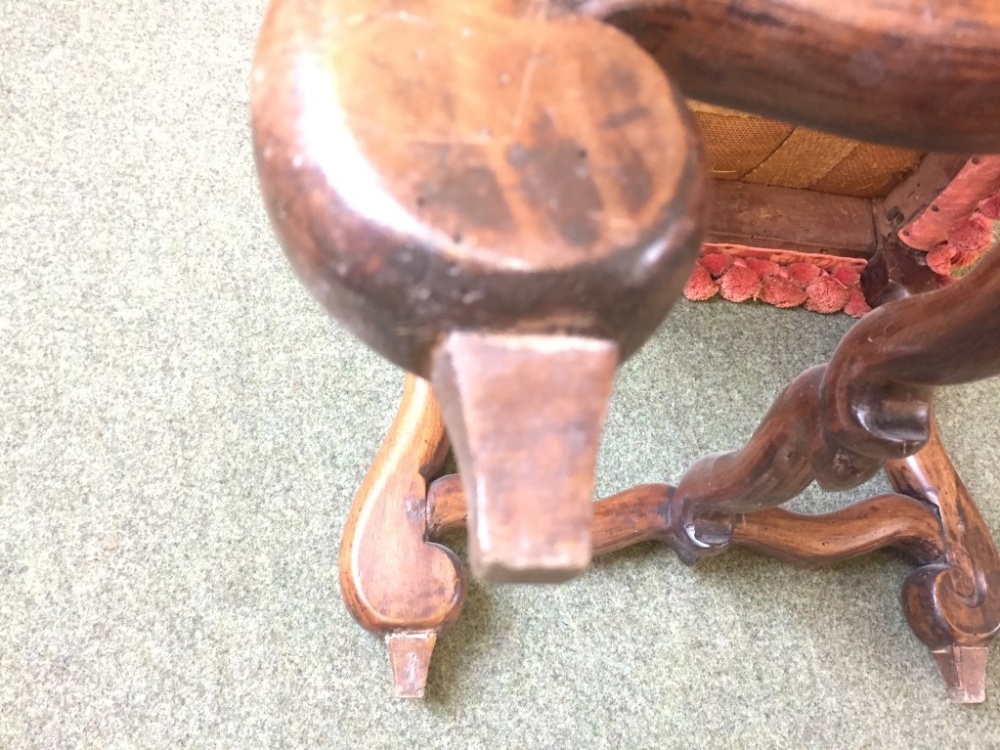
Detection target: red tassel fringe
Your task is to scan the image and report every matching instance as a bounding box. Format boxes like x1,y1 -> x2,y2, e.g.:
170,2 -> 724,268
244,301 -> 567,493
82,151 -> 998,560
683,244 -> 871,318
685,185 -> 1000,316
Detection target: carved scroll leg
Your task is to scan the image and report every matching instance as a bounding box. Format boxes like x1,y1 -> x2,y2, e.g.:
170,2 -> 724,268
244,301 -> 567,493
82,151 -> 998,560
885,418 -> 1000,703
339,375 -> 465,698
665,365 -> 885,566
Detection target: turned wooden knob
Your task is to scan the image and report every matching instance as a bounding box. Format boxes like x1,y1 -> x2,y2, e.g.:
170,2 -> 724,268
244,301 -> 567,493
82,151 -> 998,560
252,0 -> 708,582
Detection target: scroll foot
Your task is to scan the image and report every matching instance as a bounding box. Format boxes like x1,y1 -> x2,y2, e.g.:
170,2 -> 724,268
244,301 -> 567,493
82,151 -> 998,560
339,376 -> 464,700
888,420 -> 1000,704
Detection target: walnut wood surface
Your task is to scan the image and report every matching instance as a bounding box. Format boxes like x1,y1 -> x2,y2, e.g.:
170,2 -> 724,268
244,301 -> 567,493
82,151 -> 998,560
252,0 -> 708,376
887,421 -> 1000,703
870,175 -> 1000,702
819,252 -> 1000,458
428,475 -> 676,556
864,161 -> 953,309
338,375 -> 462,698
706,181 -> 875,259
427,476 -> 944,566
860,238 -> 941,309
431,332 -> 617,581
256,0 -> 1000,703
253,0 -> 709,584
850,199 -> 998,702
669,244 -> 1000,565
667,203 -> 1000,700
732,495 -> 942,567
578,0 -> 1000,152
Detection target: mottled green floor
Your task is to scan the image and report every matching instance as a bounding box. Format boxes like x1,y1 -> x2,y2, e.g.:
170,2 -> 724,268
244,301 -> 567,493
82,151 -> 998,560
2,2 -> 999,748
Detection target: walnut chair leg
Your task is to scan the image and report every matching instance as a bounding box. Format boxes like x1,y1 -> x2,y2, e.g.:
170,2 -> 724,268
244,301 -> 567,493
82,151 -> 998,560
423,240 -> 1000,703
655,243 -> 1000,702
885,420 -> 1000,704
339,375 -> 465,698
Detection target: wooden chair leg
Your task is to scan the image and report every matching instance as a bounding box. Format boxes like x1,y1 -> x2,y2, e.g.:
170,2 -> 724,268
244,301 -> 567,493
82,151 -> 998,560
603,241 -> 1000,702
338,375 -> 465,698
665,241 -> 1000,561
885,422 -> 1000,704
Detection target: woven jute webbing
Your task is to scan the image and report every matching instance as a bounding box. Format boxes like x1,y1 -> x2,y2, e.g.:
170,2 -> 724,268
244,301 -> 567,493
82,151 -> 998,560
689,101 -> 923,198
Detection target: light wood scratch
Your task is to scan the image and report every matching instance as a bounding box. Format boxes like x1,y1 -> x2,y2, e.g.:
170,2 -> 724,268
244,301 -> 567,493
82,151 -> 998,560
511,0 -> 550,132
344,4 -> 435,28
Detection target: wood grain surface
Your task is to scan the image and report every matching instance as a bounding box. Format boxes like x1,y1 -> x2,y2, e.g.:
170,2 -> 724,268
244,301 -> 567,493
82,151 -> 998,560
579,0 -> 1000,151
338,375 -> 462,697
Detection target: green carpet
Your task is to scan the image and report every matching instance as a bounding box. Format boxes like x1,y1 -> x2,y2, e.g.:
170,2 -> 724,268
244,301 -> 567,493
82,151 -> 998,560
2,2 -> 998,748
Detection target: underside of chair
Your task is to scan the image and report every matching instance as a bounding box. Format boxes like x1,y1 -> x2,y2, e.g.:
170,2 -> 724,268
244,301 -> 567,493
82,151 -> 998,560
693,101 -> 922,197
681,104 -> 1000,314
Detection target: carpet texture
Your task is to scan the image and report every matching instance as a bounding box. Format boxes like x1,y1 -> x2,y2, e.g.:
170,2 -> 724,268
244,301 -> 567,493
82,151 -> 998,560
1,2 -> 998,748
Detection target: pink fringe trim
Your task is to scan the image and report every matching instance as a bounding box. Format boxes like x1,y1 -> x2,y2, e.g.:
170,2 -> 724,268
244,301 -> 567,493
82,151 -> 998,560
901,155 -> 1000,279
683,243 -> 871,318
922,194 -> 1000,278
685,157 -> 1000,316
